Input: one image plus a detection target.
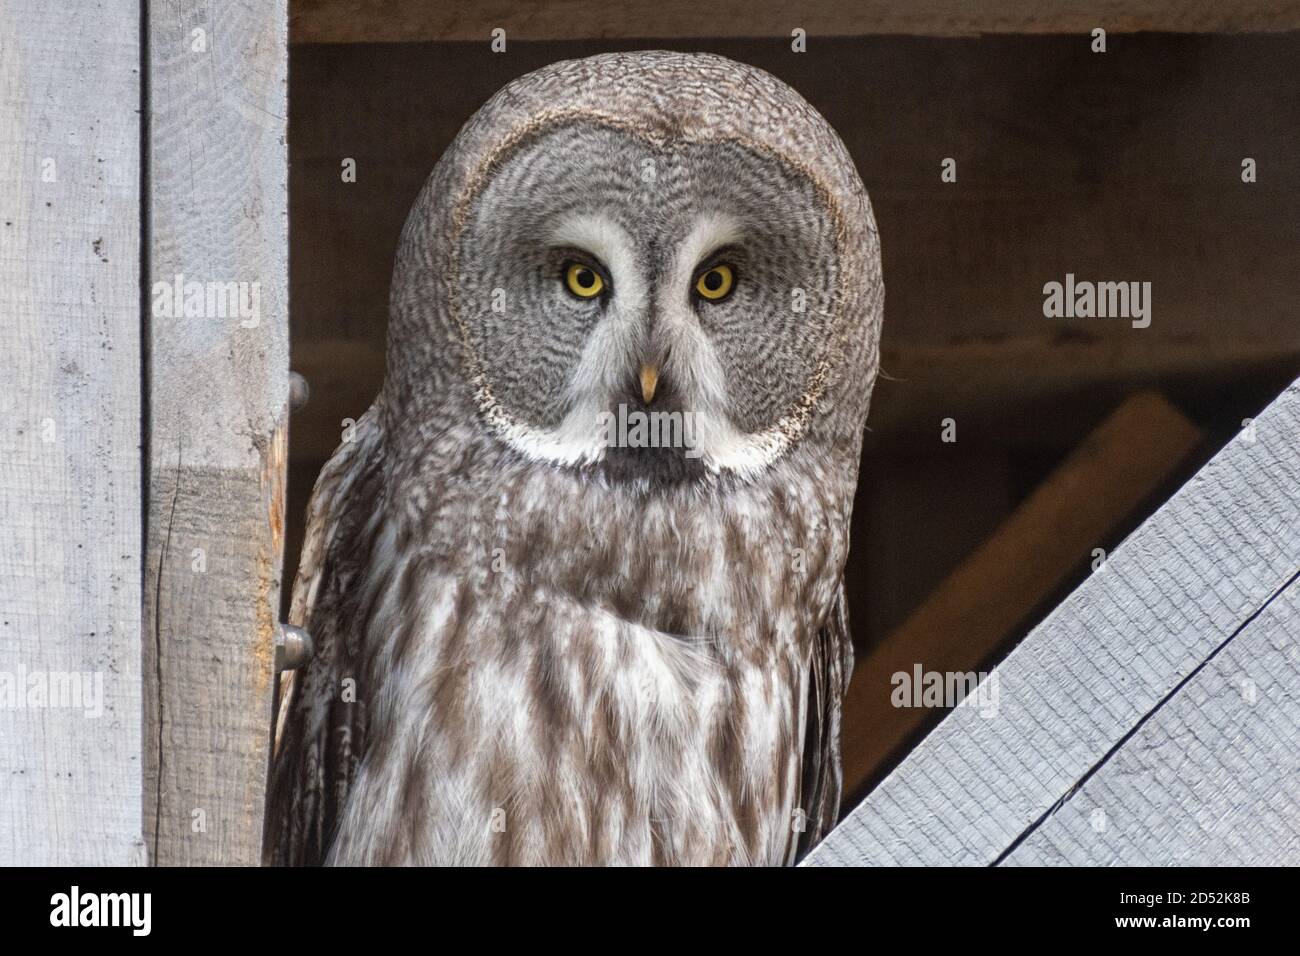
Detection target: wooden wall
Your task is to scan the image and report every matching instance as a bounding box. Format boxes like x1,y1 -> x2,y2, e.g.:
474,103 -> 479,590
1,0 -> 288,867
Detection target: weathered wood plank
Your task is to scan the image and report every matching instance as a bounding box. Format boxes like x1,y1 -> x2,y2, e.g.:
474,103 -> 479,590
0,0 -> 144,865
839,392 -> 1204,798
290,0 -> 1300,43
143,0 -> 288,865
1004,575 -> 1300,865
807,377 -> 1300,865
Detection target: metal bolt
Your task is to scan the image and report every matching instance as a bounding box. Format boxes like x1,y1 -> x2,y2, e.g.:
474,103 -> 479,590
275,623 -> 314,673
289,371 -> 310,412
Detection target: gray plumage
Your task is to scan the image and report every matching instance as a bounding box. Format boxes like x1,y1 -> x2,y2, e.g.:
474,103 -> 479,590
268,51 -> 883,866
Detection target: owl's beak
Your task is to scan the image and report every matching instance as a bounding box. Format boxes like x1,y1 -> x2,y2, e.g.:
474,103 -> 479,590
639,363 -> 659,404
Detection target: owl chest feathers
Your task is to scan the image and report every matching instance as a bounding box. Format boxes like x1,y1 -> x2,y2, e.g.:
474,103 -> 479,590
327,442 -> 848,865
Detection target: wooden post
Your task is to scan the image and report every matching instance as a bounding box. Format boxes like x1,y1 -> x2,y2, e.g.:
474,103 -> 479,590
142,0 -> 289,865
0,0 -> 145,865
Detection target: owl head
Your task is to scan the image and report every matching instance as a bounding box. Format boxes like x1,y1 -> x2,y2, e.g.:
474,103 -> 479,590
385,52 -> 882,488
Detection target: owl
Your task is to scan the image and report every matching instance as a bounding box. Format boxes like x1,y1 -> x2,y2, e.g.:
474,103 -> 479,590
268,51 -> 883,866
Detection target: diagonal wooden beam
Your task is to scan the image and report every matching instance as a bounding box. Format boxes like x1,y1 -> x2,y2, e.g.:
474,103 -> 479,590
814,378 -> 1300,865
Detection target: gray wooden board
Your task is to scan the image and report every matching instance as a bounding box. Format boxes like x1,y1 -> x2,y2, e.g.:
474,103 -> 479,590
1005,578 -> 1300,865
806,378 -> 1300,866
290,0 -> 1300,43
0,0 -> 145,864
143,0 -> 289,865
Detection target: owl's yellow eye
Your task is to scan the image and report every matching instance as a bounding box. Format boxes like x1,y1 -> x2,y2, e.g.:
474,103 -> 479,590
695,264 -> 735,301
564,262 -> 605,299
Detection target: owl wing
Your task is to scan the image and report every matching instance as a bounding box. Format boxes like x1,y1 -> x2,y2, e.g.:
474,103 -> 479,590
795,580 -> 854,861
265,402 -> 386,865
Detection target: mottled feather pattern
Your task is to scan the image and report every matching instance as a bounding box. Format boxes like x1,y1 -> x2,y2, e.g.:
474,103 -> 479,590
267,51 -> 882,866
268,403 -> 387,865
798,583 -> 854,855
275,416 -> 853,865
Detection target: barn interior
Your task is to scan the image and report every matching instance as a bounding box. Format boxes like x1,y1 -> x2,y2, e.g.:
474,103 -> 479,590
283,3 -> 1300,809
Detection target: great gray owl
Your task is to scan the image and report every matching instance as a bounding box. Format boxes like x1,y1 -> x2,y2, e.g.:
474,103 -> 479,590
268,51 -> 883,866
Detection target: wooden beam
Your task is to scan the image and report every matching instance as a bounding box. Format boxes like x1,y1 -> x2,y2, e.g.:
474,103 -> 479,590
809,378 -> 1300,866
290,0 -> 1300,44
144,0 -> 289,865
1005,577 -> 1300,865
839,391 -> 1204,798
0,0 -> 145,864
